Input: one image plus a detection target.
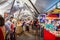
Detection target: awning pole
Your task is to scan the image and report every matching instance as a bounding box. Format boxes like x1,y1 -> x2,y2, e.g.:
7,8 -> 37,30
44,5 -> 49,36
10,0 -> 15,15
28,0 -> 40,15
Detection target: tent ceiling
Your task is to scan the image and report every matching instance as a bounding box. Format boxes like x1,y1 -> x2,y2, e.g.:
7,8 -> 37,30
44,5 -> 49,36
14,0 -> 60,17
0,0 -> 7,3
30,0 -> 60,13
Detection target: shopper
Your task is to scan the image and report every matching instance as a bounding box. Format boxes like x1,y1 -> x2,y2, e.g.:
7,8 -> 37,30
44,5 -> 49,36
5,19 -> 12,40
25,19 -> 30,32
0,15 -> 5,40
10,22 -> 14,40
5,16 -> 15,40
22,20 -> 26,32
10,16 -> 15,40
16,19 -> 22,35
30,20 -> 34,30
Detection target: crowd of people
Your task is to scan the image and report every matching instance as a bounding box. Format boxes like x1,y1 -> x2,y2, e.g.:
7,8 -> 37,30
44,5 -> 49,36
1,13 -> 60,40
0,15 -> 41,40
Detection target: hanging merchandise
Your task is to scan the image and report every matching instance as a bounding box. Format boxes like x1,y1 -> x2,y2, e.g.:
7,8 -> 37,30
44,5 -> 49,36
39,14 -> 46,23
46,14 -> 59,20
32,18 -> 40,30
52,8 -> 60,13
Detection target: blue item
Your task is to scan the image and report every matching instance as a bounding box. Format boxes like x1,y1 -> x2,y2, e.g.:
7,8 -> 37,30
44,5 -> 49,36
22,22 -> 25,27
40,18 -> 45,23
45,24 -> 54,29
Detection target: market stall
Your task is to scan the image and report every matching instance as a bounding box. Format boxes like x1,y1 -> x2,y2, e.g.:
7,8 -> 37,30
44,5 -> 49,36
44,9 -> 60,40
44,27 -> 60,40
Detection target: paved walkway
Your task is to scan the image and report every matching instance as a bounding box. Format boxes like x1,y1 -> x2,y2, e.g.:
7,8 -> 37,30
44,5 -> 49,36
16,31 -> 43,40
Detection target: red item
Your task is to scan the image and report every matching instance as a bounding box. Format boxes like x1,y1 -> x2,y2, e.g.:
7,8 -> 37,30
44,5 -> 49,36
10,23 -> 14,32
47,14 -> 58,17
58,26 -> 60,29
44,29 -> 60,40
36,26 -> 39,28
0,28 -> 4,40
44,29 -> 55,40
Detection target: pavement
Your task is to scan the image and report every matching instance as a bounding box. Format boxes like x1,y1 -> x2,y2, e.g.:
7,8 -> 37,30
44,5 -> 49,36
16,31 -> 43,40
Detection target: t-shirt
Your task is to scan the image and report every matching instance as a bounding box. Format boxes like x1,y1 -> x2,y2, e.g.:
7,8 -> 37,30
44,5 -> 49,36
0,28 -> 4,40
10,23 -> 14,32
5,20 -> 11,32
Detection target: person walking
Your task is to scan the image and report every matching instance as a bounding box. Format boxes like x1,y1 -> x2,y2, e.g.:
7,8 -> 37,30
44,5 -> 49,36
0,15 -> 5,40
